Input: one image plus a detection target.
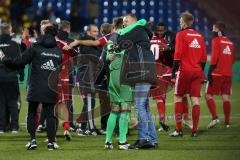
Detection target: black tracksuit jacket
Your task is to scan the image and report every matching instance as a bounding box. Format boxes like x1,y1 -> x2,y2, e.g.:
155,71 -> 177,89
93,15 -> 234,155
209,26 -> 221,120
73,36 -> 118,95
2,34 -> 62,104
0,34 -> 24,83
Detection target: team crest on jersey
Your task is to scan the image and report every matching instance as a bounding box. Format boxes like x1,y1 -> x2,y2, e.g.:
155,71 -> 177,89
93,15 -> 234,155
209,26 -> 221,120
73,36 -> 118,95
189,38 -> 201,48
223,45 -> 231,55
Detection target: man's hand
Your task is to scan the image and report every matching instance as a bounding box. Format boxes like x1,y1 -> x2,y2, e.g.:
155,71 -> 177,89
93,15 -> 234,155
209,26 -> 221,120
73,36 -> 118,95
63,40 -> 80,50
159,44 -> 169,51
0,49 -> 5,61
69,40 -> 81,48
109,53 -> 116,61
62,45 -> 72,50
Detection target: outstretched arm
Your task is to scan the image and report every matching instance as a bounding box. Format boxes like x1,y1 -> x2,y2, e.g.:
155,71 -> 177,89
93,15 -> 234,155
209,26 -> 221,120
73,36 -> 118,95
0,45 -> 34,69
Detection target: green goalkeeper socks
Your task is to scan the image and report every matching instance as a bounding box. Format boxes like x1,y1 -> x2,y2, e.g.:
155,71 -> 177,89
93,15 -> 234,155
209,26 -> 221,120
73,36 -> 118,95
119,111 -> 130,143
106,112 -> 118,143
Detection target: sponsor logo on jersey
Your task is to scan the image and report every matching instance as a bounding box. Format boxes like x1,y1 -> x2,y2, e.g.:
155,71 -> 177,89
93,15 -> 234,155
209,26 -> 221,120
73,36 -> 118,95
187,33 -> 201,37
220,40 -> 233,45
0,43 -> 10,47
41,52 -> 60,58
189,38 -> 201,48
223,45 -> 231,55
41,60 -> 56,71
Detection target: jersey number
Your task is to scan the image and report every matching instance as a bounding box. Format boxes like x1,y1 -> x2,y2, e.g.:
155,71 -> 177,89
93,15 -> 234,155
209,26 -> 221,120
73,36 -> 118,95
151,44 -> 160,60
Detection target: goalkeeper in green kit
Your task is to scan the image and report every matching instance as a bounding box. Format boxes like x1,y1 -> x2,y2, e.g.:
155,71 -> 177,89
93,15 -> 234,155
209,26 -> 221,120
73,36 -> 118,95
104,18 -> 148,150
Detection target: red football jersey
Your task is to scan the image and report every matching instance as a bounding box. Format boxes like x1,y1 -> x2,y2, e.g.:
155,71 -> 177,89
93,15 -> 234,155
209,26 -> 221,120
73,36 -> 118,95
150,36 -> 167,63
56,38 -> 74,63
98,33 -> 112,47
210,36 -> 235,76
174,28 -> 207,72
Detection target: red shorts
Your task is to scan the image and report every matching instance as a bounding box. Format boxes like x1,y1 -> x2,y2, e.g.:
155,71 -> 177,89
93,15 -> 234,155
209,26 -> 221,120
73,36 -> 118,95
174,70 -> 205,97
151,64 -> 173,100
57,66 -> 71,103
206,75 -> 232,95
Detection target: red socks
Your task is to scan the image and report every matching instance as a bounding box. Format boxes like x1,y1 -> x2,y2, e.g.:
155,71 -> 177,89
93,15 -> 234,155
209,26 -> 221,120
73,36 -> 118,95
223,101 -> 231,125
35,112 -> 40,127
206,99 -> 217,120
182,97 -> 189,121
192,105 -> 200,133
175,102 -> 183,131
63,121 -> 70,131
157,102 -> 166,121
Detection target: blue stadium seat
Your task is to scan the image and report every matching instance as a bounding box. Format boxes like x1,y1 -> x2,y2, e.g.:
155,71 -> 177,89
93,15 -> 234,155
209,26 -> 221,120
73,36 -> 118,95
32,0 -> 212,47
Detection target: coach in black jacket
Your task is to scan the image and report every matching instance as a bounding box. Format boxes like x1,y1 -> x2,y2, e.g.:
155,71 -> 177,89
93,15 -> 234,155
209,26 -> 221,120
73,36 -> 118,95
0,23 -> 23,133
76,24 -> 102,134
0,26 -> 62,150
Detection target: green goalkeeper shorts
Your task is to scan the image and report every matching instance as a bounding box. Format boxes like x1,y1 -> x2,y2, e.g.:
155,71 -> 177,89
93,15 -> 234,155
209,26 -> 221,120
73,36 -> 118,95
108,69 -> 133,108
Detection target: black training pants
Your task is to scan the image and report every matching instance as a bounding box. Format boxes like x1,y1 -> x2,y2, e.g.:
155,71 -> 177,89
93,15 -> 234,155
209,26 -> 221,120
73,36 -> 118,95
27,101 -> 56,143
0,82 -> 19,131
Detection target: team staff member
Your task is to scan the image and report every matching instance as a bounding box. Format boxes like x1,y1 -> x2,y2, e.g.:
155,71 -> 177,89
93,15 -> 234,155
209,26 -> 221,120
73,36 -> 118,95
170,12 -> 207,137
0,23 -> 23,133
75,24 -> 102,136
205,21 -> 235,129
63,23 -> 114,134
0,25 -> 62,150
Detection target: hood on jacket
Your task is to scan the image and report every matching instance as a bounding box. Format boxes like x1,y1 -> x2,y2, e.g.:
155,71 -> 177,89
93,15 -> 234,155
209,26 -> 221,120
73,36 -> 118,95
0,34 -> 11,43
38,34 -> 57,48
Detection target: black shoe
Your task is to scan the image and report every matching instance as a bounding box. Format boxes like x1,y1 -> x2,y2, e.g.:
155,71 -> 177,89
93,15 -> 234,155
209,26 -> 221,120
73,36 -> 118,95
64,130 -> 72,141
191,132 -> 197,137
36,125 -> 46,132
118,142 -> 130,150
47,142 -> 58,150
77,129 -> 90,136
26,139 -> 37,150
129,139 -> 155,150
104,142 -> 113,149
129,140 -> 140,150
99,129 -> 106,135
160,121 -> 170,132
169,130 -> 183,137
69,126 -> 76,132
90,128 -> 103,136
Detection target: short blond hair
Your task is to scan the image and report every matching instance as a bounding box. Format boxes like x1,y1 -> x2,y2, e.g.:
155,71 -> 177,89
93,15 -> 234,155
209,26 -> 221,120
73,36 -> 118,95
40,19 -> 51,26
180,11 -> 194,26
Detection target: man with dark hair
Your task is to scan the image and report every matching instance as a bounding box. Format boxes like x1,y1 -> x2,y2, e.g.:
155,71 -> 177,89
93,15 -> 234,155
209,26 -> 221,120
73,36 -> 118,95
0,25 -> 62,150
75,24 -> 102,136
65,23 -> 113,48
63,20 -> 120,134
154,22 -> 175,67
0,23 -> 22,133
170,11 -> 207,137
151,22 -> 191,132
205,21 -> 235,129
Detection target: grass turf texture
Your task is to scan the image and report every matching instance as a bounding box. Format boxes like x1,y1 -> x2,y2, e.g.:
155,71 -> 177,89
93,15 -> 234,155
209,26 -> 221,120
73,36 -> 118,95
0,83 -> 239,160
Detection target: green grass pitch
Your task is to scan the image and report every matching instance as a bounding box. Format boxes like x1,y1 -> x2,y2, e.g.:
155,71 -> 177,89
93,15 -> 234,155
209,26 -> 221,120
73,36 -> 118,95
0,83 -> 239,160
